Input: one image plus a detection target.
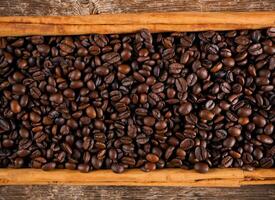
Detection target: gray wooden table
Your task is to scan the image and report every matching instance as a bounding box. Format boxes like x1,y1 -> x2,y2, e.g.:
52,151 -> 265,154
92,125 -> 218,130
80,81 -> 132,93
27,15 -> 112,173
0,0 -> 275,199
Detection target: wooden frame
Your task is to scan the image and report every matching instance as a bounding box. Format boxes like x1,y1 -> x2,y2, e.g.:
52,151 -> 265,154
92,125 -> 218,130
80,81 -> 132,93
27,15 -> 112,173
0,12 -> 274,187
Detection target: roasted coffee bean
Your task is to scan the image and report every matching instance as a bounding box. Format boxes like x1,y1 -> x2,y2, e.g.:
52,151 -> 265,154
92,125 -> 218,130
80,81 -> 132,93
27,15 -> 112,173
237,107 -> 252,117
223,137 -> 236,148
12,84 -> 26,95
143,116 -> 156,127
260,157 -> 274,168
180,138 -> 194,150
267,27 -> 275,37
0,29 -> 274,174
169,63 -> 183,74
42,162 -> 56,171
228,126 -> 241,137
253,115 -> 267,127
146,153 -> 159,163
10,100 -> 21,113
111,163 -> 125,173
14,158 -> 24,168
194,162 -> 209,173
199,110 -> 214,121
77,164 -> 90,173
49,93 -> 63,104
144,162 -> 156,171
86,106 -> 97,119
195,147 -> 208,161
222,57 -> 235,68
175,78 -> 187,93
257,134 -> 273,144
118,64 -> 131,74
65,162 -> 76,170
178,102 -> 192,115
95,66 -> 110,76
221,156 -> 233,168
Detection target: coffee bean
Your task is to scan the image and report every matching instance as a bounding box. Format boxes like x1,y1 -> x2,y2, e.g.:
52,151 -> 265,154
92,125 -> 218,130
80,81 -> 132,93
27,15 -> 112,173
0,117 -> 10,134
264,124 -> 274,135
253,115 -> 267,127
65,162 -> 76,170
223,137 -> 236,148
30,111 -> 41,123
220,82 -> 231,93
169,63 -> 183,74
237,107 -> 252,117
68,70 -> 81,81
143,116 -> 156,127
95,66 -> 110,76
146,153 -> 159,163
178,102 -> 192,115
257,134 -> 273,144
242,153 -> 253,164
221,156 -> 233,168
199,110 -> 214,121
118,64 -> 131,74
14,158 -> 24,168
12,84 -> 26,95
267,28 -> 275,37
195,146 -> 208,161
175,77 -> 187,93
180,138 -> 194,150
37,44 -> 50,55
10,100 -> 21,113
86,106 -> 97,119
260,157 -> 274,168
101,52 -> 120,64
0,29 -> 274,173
194,162 -> 209,173
196,67 -> 208,79
121,50 -> 132,61
228,126 -> 241,137
111,163 -> 125,173
155,120 -> 167,130
42,162 -> 56,171
186,73 -> 197,86
49,93 -> 63,104
144,162 -> 156,171
78,164 -> 90,173
222,57 -> 235,68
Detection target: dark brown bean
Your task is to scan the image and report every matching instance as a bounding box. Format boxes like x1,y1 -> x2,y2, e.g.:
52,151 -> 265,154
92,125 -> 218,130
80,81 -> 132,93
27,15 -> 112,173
194,162 -> 209,173
0,29 -> 274,174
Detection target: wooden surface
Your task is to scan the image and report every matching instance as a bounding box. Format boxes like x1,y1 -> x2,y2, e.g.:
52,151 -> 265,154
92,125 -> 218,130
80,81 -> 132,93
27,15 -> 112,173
0,0 -> 275,199
0,0 -> 274,16
0,12 -> 275,36
0,185 -> 275,200
1,169 -> 275,187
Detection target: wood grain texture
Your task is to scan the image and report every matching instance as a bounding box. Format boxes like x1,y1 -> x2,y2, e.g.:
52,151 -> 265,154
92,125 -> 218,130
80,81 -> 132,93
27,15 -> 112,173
0,0 -> 275,16
0,185 -> 275,200
0,12 -> 274,36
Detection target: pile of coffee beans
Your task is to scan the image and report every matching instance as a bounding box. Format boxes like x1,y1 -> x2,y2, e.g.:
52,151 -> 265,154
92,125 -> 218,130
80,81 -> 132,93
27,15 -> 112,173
0,28 -> 274,173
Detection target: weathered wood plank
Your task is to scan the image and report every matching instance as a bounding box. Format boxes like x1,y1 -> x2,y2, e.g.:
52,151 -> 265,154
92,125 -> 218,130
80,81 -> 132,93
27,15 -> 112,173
0,0 -> 90,16
91,0 -> 275,13
0,0 -> 274,16
0,185 -> 275,200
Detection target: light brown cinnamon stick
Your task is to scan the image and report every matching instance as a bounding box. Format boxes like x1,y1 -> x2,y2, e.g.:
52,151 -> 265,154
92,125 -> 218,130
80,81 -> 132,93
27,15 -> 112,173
0,12 -> 274,36
0,169 -> 274,186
